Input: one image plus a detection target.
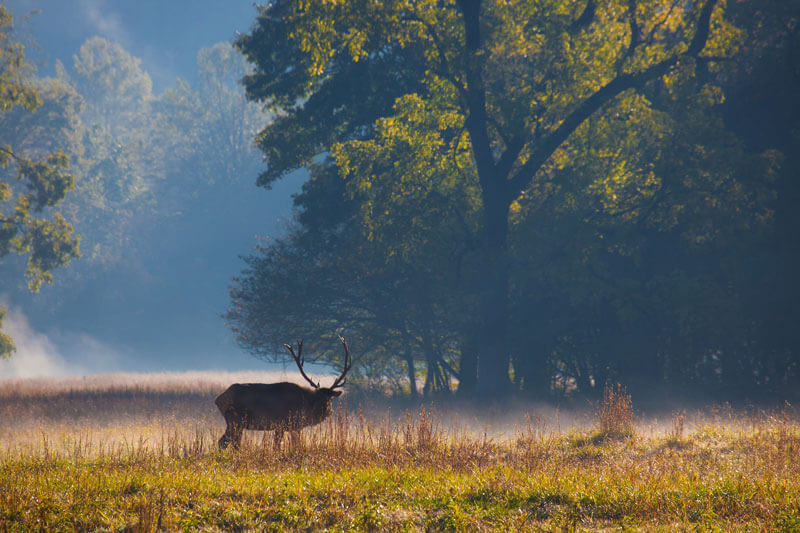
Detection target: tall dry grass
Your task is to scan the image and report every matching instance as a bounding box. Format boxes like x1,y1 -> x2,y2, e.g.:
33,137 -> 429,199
596,382 -> 634,437
1,374 -> 799,531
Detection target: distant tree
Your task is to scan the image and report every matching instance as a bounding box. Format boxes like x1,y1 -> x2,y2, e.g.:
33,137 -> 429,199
0,37 -> 162,278
143,42 -> 273,278
5,36 -> 274,306
0,7 -> 80,358
41,39 -> 268,274
71,37 -> 153,133
2,32 -> 288,365
154,42 -> 268,193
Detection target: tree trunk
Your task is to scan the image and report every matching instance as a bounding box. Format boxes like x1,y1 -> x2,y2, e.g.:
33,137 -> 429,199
405,352 -> 418,397
422,330 -> 451,395
456,0 -> 513,398
457,339 -> 478,396
474,194 -> 512,397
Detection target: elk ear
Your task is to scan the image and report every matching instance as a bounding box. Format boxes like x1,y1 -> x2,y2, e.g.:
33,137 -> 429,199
329,389 -> 343,397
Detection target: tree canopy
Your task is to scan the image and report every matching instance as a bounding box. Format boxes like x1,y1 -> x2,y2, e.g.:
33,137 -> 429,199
229,0 -> 799,399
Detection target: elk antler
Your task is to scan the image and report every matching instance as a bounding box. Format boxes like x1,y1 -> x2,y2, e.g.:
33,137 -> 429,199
284,339 -> 320,389
330,335 -> 353,389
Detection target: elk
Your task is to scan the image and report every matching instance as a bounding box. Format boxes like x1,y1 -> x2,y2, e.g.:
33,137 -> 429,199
215,335 -> 352,450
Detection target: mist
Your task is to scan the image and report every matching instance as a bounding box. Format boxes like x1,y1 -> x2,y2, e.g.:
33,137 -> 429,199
1,1 -> 303,376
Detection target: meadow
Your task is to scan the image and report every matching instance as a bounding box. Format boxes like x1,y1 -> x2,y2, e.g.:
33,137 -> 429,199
1,373 -> 799,532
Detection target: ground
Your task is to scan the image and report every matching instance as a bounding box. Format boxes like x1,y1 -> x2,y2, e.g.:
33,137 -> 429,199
0,373 -> 798,531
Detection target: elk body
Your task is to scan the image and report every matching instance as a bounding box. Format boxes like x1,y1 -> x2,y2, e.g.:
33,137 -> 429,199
215,336 -> 352,450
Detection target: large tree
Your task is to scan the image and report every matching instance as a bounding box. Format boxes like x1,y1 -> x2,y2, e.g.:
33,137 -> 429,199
236,0 -> 739,396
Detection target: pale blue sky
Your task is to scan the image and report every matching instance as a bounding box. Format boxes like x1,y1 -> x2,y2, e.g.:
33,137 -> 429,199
5,0 -> 258,92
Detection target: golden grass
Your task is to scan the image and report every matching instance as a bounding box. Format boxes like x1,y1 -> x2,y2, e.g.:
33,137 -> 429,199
596,382 -> 634,438
1,374 -> 799,531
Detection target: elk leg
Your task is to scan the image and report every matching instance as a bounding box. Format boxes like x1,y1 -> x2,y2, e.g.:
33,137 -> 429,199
229,423 -> 244,450
273,428 -> 284,450
290,430 -> 301,449
221,423 -> 244,450
221,410 -> 244,450
219,424 -> 241,450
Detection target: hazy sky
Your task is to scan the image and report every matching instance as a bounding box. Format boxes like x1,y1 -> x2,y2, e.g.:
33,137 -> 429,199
0,1 -> 308,378
5,0 -> 258,92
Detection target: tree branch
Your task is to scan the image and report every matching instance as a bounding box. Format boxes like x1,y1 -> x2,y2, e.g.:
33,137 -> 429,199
456,0 -> 496,188
616,0 -> 641,75
494,136 -> 525,179
505,0 -> 720,202
687,0 -> 717,56
0,145 -> 22,163
643,0 -> 683,48
572,0 -> 596,30
409,13 -> 470,108
487,115 -> 514,149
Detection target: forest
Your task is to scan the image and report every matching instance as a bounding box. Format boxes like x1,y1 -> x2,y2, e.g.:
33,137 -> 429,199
225,0 -> 800,401
2,0 -> 800,401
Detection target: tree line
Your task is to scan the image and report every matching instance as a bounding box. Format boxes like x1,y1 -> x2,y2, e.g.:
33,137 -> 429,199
225,0 -> 800,399
1,6 -> 269,360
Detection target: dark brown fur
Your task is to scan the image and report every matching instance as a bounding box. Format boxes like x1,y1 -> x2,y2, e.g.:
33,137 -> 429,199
216,336 -> 351,450
215,382 -> 342,449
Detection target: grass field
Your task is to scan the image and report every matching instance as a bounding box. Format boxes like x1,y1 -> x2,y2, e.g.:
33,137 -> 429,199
1,373 -> 799,531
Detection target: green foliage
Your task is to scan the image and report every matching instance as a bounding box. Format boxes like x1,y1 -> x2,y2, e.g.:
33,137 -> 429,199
0,8 -> 39,114
0,7 -> 81,357
334,92 -> 480,263
0,306 -> 13,359
233,0 -> 800,397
